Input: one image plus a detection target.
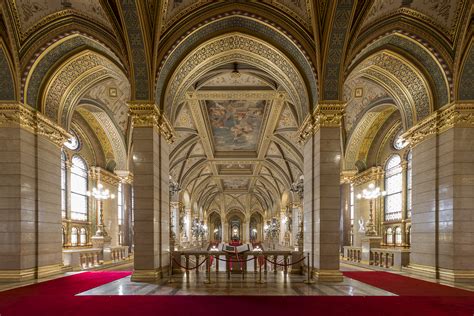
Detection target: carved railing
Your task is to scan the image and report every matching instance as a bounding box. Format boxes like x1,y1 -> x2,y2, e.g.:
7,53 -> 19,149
370,248 -> 410,270
343,246 -> 362,263
63,248 -> 102,270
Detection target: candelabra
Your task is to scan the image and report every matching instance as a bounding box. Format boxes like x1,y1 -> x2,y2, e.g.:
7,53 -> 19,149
357,183 -> 386,236
87,183 -> 115,237
264,217 -> 280,242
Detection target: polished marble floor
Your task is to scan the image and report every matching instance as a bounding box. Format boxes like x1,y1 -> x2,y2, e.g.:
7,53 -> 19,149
77,272 -> 396,296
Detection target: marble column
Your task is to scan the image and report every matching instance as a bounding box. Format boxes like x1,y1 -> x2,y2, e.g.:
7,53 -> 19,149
0,104 -> 69,282
404,103 -> 474,283
302,103 -> 344,282
129,103 -> 174,282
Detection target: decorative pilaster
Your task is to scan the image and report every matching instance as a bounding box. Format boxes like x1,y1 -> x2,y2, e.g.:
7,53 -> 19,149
302,102 -> 344,282
403,102 -> 474,283
129,102 -> 174,282
0,103 -> 70,282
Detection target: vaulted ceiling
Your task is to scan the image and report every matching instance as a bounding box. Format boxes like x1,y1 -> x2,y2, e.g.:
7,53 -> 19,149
169,63 -> 303,213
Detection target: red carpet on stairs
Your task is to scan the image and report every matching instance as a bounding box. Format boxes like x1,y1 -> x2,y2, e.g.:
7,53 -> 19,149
0,271 -> 473,316
343,271 -> 474,296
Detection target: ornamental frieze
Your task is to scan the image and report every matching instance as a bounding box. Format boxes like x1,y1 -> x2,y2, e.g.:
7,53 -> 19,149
402,103 -> 474,147
0,103 -> 70,147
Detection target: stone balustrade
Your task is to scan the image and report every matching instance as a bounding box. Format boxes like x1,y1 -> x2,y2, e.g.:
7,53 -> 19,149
370,248 -> 410,270
62,248 -> 102,270
343,246 -> 362,263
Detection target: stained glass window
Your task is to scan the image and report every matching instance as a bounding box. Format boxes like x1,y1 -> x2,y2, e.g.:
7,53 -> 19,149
61,151 -> 67,219
407,150 -> 412,218
384,155 -> 402,221
71,156 -> 88,221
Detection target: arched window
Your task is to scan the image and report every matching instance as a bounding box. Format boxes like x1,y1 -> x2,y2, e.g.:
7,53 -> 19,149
71,156 -> 88,221
79,228 -> 87,246
406,150 -> 412,218
71,227 -> 78,246
386,227 -> 393,245
61,151 -> 67,219
395,227 -> 402,245
384,155 -> 402,221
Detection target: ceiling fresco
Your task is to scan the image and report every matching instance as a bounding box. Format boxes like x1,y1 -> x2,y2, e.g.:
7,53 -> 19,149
205,99 -> 266,152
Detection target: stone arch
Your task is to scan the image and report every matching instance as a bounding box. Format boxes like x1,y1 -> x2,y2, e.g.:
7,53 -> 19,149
163,33 -> 308,124
348,33 -> 451,108
347,50 -> 434,129
38,49 -> 124,126
156,16 -> 316,122
0,41 -> 16,101
22,33 -> 124,108
457,40 -> 474,100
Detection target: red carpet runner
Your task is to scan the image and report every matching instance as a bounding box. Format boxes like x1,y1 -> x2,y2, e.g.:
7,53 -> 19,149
343,271 -> 474,296
0,271 -> 473,316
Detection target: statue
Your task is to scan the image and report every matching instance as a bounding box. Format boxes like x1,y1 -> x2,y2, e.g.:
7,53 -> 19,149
358,217 -> 365,233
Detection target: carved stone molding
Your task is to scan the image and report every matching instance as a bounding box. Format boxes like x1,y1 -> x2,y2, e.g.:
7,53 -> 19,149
89,166 -> 121,186
0,103 -> 70,147
128,103 -> 176,143
298,103 -> 345,143
340,169 -> 358,184
352,166 -> 384,186
402,102 -> 474,147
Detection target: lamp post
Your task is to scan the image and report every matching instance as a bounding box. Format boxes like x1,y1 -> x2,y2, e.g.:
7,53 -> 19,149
87,183 -> 115,237
357,183 -> 386,236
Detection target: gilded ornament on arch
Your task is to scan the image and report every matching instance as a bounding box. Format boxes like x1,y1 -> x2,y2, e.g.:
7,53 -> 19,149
297,103 -> 344,143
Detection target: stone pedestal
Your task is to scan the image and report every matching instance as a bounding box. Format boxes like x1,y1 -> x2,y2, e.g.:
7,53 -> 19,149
361,236 -> 382,265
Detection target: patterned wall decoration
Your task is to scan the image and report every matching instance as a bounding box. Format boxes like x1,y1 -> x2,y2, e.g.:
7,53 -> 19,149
362,0 -> 465,42
41,51 -> 121,125
155,16 -> 317,114
24,34 -> 122,108
343,77 -> 390,135
120,0 -> 149,100
349,33 -> 450,108
322,0 -> 355,100
81,77 -> 130,133
8,0 -> 112,41
351,51 -> 432,127
0,45 -> 15,100
458,43 -> 474,100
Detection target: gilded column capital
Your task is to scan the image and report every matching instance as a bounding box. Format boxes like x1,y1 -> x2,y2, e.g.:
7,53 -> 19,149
352,166 -> 384,186
128,102 -> 176,143
0,102 -> 70,147
402,102 -> 474,148
298,102 -> 345,143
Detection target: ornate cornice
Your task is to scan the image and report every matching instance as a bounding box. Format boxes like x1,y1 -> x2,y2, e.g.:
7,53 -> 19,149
89,166 -> 121,186
298,103 -> 345,143
352,166 -> 384,186
115,170 -> 134,184
402,102 -> 474,147
128,103 -> 176,143
0,103 -> 70,147
340,169 -> 358,184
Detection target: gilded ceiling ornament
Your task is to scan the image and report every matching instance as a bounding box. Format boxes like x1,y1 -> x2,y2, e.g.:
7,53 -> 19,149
128,103 -> 176,143
402,102 -> 474,147
0,103 -> 70,147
